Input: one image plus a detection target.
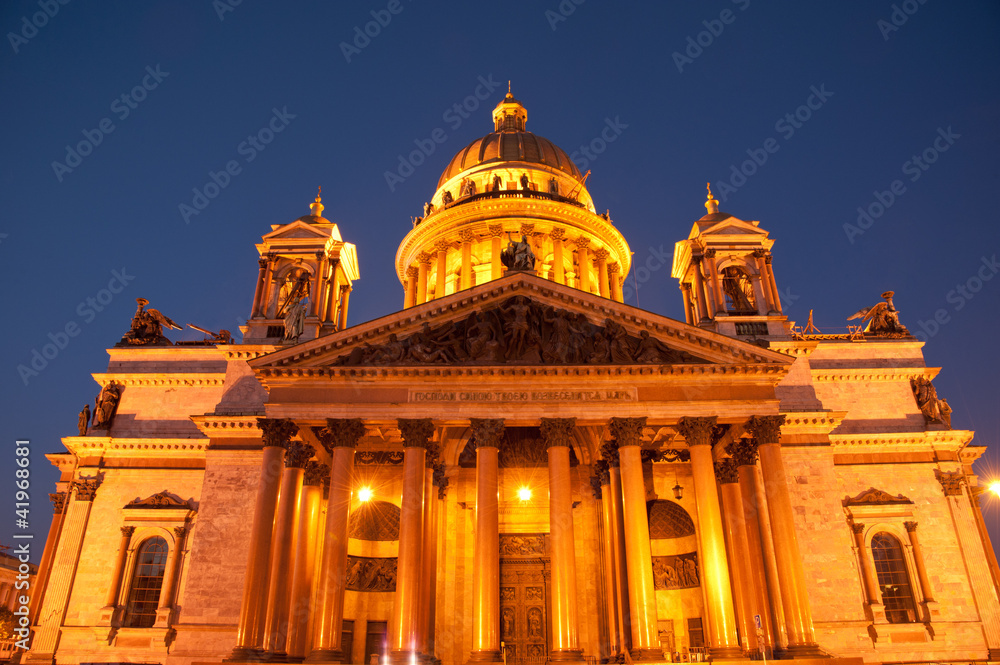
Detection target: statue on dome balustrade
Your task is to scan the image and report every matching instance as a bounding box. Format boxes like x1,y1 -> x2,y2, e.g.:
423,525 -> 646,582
442,190 -> 453,205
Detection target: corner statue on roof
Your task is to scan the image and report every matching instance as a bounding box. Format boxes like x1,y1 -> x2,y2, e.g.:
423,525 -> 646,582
848,290 -> 910,336
119,297 -> 182,346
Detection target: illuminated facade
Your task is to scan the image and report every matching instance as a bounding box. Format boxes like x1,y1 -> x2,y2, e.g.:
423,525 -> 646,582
25,93 -> 1000,665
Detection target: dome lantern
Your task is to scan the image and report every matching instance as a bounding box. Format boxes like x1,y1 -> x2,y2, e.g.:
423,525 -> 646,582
492,83 -> 527,132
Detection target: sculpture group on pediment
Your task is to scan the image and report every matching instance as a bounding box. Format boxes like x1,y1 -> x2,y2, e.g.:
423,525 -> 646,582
334,296 -> 705,367
911,376 -> 953,429
651,552 -> 699,590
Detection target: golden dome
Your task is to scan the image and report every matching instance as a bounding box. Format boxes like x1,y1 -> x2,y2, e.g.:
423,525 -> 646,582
437,131 -> 582,189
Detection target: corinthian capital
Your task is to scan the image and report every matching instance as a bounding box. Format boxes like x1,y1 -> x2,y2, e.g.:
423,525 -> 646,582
470,418 -> 505,449
727,437 -> 759,467
745,415 -> 785,444
609,417 -> 646,448
540,418 -> 576,448
398,419 -> 435,449
318,418 -> 366,452
677,416 -> 718,447
284,441 -> 315,469
714,458 -> 739,484
257,418 -> 299,449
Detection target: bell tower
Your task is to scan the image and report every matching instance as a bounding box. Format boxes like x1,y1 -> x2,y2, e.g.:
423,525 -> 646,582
671,185 -> 791,339
244,190 -> 360,343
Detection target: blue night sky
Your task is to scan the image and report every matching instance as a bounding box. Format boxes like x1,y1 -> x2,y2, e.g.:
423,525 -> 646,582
2,1 -> 999,561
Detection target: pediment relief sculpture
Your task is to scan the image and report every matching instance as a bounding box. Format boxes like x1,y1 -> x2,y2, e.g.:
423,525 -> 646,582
843,487 -> 912,506
333,296 -> 708,367
125,490 -> 191,509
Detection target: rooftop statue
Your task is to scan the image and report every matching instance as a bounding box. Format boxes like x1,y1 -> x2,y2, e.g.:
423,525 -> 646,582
119,297 -> 181,346
848,290 -> 910,336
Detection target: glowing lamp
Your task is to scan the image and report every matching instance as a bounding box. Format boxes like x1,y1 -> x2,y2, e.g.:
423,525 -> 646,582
358,486 -> 373,502
518,487 -> 532,502
989,481 -> 1000,499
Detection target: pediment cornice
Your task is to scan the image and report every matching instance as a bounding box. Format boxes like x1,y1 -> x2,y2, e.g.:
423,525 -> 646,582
251,274 -> 792,375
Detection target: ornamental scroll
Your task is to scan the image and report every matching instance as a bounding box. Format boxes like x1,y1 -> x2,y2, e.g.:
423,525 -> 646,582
651,552 -> 699,590
345,556 -> 397,592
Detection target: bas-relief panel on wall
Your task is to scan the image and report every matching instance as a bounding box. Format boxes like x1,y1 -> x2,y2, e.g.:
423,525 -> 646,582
345,556 -> 397,592
652,552 -> 699,590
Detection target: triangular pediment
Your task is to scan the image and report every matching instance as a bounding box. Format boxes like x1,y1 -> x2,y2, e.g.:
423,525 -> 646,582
698,216 -> 767,238
262,220 -> 331,241
251,273 -> 792,372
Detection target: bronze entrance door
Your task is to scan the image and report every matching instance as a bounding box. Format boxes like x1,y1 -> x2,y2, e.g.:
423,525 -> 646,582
499,534 -> 548,665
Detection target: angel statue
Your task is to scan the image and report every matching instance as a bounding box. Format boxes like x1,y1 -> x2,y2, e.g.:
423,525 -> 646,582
848,291 -> 910,336
119,298 -> 182,345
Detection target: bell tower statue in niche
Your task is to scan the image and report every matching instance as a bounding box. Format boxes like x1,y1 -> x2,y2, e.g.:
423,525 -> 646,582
243,189 -> 360,343
671,185 -> 792,339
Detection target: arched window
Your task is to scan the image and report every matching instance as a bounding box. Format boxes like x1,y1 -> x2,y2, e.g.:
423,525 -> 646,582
871,532 -> 917,623
123,537 -> 168,628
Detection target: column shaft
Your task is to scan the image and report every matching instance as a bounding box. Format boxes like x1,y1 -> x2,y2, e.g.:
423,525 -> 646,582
265,459 -> 308,655
608,467 -> 632,653
389,446 -> 426,662
233,445 -> 285,657
720,476 -> 758,653
435,247 -> 448,299
461,238 -> 473,290
469,418 -> 504,663
104,528 -> 133,609
599,482 -> 621,655
618,446 -> 659,659
308,435 -> 359,662
682,420 -> 740,658
707,253 -> 725,314
157,528 -> 186,611
576,244 -> 591,294
418,466 -> 438,658
548,444 -> 582,659
905,524 -> 935,604
29,493 -> 67,623
491,235 -> 502,280
749,415 -> 820,655
851,525 -> 883,615
692,261 -> 709,321
289,480 -> 323,659
553,234 -> 566,285
417,257 -> 430,305
737,464 -> 776,651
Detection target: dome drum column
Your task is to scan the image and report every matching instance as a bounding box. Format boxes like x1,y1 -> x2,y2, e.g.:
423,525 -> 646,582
551,228 -> 566,285
608,262 -> 622,303
595,249 -> 610,299
435,241 -> 449,300
460,230 -> 475,291
574,238 -> 591,294
489,225 -> 504,280
705,250 -> 725,314
417,253 -> 431,305
404,266 -> 418,309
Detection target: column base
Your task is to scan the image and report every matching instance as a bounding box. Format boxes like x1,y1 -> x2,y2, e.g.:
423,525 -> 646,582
708,645 -> 745,660
548,648 -> 584,664
303,649 -> 344,663
389,651 -> 419,665
467,650 -> 503,663
629,648 -> 664,662
778,643 -> 828,659
226,648 -> 267,662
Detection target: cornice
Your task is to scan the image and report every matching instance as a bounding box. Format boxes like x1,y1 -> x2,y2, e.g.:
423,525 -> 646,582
767,341 -> 819,357
222,345 -> 277,360
829,429 -> 974,451
779,411 -> 847,434
191,415 -> 264,438
91,373 -> 226,387
810,367 -> 940,383
60,436 -> 209,457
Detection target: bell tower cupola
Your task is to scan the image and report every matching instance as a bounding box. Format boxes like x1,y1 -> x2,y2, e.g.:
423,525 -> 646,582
244,189 -> 360,344
671,185 -> 791,340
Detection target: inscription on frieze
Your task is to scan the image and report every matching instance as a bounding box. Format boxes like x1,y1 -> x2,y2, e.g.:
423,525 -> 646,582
410,388 -> 636,403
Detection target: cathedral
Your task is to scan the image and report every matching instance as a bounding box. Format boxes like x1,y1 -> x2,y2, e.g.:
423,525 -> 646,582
24,92 -> 1000,665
